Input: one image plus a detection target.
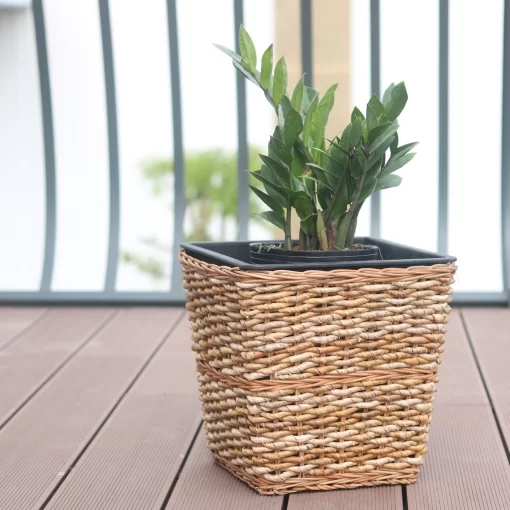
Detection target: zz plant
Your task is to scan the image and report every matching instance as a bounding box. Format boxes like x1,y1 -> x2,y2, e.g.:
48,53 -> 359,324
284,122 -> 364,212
215,26 -> 418,251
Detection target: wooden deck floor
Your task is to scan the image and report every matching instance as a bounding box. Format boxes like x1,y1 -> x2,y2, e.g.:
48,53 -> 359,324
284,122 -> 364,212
0,306 -> 509,509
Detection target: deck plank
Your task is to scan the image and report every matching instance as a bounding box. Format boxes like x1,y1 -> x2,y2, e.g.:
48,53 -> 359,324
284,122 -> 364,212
0,308 -> 113,426
0,307 -> 181,510
45,315 -> 202,510
462,308 -> 510,447
406,312 -> 510,509
0,307 -> 48,349
166,431 -> 283,510
288,486 -> 402,509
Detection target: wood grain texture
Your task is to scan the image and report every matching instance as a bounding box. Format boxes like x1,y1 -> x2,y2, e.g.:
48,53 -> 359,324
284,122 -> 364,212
462,308 -> 510,446
288,486 -> 402,509
407,312 -> 510,509
166,431 -> 283,510
0,307 -> 113,426
0,307 -> 181,510
46,314 -> 203,510
0,307 -> 47,349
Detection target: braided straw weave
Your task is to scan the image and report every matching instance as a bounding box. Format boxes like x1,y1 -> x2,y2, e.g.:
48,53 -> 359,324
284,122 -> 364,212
179,251 -> 456,495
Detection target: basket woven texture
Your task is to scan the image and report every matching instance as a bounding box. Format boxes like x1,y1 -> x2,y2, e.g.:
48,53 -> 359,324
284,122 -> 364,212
179,251 -> 456,495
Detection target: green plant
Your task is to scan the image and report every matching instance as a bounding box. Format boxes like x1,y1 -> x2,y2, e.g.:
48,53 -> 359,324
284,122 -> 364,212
215,26 -> 418,251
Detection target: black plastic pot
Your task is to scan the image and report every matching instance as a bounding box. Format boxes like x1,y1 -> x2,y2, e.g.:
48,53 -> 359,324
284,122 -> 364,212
249,242 -> 380,265
181,237 -> 457,271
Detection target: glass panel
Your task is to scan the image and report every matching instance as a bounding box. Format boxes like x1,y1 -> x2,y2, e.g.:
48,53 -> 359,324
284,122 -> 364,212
448,0 -> 503,291
177,0 -> 238,243
379,0 -> 439,251
45,0 -> 109,290
244,0 -> 275,241
110,0 -> 173,291
0,9 -> 45,290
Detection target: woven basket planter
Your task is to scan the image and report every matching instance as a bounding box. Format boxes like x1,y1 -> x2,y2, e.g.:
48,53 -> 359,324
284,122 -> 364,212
180,250 -> 456,495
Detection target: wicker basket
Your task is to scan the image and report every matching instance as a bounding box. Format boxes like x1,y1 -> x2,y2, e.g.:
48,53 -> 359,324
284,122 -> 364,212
179,251 -> 456,495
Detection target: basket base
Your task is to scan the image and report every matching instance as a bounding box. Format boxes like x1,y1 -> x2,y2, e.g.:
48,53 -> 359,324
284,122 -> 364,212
213,454 -> 419,496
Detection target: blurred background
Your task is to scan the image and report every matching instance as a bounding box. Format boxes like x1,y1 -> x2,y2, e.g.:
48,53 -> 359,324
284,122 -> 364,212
0,0 -> 508,304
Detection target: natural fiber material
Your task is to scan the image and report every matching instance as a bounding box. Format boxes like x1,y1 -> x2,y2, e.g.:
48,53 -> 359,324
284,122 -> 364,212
179,251 -> 456,495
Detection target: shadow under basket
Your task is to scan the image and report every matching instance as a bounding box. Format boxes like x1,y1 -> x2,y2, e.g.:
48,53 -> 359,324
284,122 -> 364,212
179,238 -> 457,495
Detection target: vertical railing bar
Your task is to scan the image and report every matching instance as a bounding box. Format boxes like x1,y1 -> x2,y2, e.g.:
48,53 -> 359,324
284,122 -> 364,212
99,0 -> 120,292
369,0 -> 381,238
33,0 -> 56,292
234,0 -> 249,241
502,0 -> 510,305
166,0 -> 186,294
300,0 -> 313,87
438,0 -> 449,255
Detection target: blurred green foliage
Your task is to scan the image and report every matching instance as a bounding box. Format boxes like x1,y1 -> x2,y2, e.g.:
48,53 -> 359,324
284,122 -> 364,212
122,146 -> 263,280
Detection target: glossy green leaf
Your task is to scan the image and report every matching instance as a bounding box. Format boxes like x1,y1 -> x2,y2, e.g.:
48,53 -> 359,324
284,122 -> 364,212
213,44 -> 242,63
376,173 -> 403,191
260,44 -> 273,90
269,136 -> 292,166
302,93 -> 318,148
312,84 -> 338,148
232,60 -> 259,86
393,141 -> 419,157
302,86 -> 319,112
382,82 -> 395,104
390,131 -> 399,154
251,171 -> 289,207
281,107 -> 303,148
365,156 -> 384,183
351,106 -> 365,122
366,94 -> 385,130
312,151 -> 343,174
259,210 -> 286,230
291,149 -> 306,179
294,195 -> 315,220
379,152 -> 416,179
273,57 -> 288,106
368,122 -> 392,143
259,154 -> 290,185
239,25 -> 256,73
260,164 -> 287,206
250,185 -> 284,215
327,138 -> 350,155
290,174 -> 306,192
384,81 -> 408,121
328,180 -> 350,217
317,183 -> 330,210
369,123 -> 399,152
358,178 -> 378,203
291,75 -> 305,113
338,118 -> 361,151
305,175 -> 333,191
300,213 -> 317,235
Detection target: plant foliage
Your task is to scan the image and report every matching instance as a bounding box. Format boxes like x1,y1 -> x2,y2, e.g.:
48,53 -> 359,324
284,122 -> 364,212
215,26 -> 418,250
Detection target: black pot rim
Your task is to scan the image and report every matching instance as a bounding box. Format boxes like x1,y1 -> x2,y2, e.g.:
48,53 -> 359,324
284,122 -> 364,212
181,237 -> 457,271
249,241 -> 380,258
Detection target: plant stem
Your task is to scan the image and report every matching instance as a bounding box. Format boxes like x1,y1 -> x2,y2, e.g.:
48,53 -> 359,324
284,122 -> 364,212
335,157 -> 369,249
299,229 -> 306,250
324,156 -> 353,225
284,201 -> 293,250
316,211 -> 329,251
345,203 -> 362,247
